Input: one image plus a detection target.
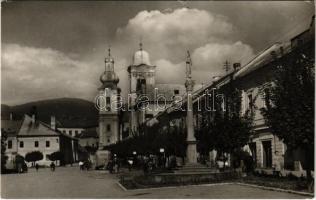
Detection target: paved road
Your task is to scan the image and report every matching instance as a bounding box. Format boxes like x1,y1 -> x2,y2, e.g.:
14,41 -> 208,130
1,167 -> 308,199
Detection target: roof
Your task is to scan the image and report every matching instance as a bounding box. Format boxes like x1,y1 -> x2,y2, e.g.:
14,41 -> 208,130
133,49 -> 151,66
234,42 -> 291,79
17,115 -> 78,140
1,119 -> 22,136
78,127 -> 98,139
18,115 -> 59,137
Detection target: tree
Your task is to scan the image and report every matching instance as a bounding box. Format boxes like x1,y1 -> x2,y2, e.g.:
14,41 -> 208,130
261,48 -> 314,183
48,151 -> 63,164
25,151 -> 43,166
205,78 -> 254,166
1,130 -> 8,173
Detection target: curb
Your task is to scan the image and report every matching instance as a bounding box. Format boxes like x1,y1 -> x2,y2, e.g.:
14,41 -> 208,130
116,181 -> 233,191
117,181 -> 314,197
116,181 -> 128,191
235,182 -> 314,197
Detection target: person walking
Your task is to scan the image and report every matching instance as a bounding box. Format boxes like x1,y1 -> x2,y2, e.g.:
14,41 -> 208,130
107,159 -> 113,174
79,161 -> 84,170
128,159 -> 133,171
50,162 -> 55,172
35,163 -> 39,172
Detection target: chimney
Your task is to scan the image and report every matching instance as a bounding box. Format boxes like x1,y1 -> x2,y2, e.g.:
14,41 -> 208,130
279,46 -> 284,56
270,50 -> 277,60
30,106 -> 37,123
10,112 -> 13,121
51,116 -> 56,130
233,63 -> 241,71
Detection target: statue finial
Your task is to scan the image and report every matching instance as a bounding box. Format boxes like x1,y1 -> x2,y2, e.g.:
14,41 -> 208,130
186,50 -> 192,78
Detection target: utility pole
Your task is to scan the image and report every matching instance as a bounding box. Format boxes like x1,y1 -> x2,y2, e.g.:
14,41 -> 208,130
223,60 -> 231,74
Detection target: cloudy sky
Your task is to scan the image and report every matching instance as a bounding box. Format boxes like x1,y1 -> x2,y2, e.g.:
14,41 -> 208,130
1,1 -> 314,105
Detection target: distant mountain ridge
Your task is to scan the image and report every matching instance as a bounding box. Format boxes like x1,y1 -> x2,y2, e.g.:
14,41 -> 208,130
1,98 -> 98,128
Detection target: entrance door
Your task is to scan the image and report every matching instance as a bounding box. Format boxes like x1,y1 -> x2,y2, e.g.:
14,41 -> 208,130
262,140 -> 272,168
249,142 -> 257,167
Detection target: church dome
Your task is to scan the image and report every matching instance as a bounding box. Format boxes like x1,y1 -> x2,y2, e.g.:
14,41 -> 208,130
100,71 -> 119,84
133,49 -> 151,66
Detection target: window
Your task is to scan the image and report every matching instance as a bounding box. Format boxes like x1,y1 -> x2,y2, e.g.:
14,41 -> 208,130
46,154 -> 50,161
263,88 -> 270,108
63,130 -> 66,134
19,141 -> 24,148
8,140 -> 12,149
75,130 -> 78,136
107,124 -> 111,132
248,93 -> 253,113
69,130 -> 72,136
174,89 -> 179,95
46,141 -> 50,147
34,141 -> 39,148
106,97 -> 111,111
56,138 -> 59,143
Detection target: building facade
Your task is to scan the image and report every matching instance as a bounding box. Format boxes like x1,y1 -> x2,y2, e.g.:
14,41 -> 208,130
143,15 -> 314,175
2,115 -> 78,167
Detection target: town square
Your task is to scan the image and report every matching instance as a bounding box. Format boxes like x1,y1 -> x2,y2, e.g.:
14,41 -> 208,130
1,1 -> 315,199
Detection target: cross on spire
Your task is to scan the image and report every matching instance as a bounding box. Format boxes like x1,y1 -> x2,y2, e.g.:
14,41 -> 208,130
108,46 -> 111,57
139,36 -> 143,50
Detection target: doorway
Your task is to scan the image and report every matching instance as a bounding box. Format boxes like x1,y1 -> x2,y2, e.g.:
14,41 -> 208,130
262,140 -> 272,168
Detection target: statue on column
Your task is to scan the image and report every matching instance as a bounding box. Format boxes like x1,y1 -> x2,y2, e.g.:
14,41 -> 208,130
185,51 -> 198,164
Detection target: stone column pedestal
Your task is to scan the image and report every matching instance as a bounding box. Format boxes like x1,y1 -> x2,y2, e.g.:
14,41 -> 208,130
186,141 -> 197,164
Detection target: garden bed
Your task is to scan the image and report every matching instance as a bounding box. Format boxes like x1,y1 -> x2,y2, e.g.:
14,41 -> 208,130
120,171 -> 241,190
238,175 -> 313,193
119,171 -> 314,193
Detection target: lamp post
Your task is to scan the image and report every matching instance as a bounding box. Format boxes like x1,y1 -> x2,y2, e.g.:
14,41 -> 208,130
160,148 -> 165,168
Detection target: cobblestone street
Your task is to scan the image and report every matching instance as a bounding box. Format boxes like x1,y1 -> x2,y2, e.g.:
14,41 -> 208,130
1,167 -> 308,199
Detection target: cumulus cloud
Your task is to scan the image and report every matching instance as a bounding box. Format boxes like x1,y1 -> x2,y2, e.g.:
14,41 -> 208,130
115,8 -> 255,86
115,8 -> 235,63
1,44 -> 101,105
2,8 -> 256,104
192,41 -> 254,72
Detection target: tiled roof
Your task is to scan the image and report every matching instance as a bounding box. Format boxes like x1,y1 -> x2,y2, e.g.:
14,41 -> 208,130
18,115 -> 59,137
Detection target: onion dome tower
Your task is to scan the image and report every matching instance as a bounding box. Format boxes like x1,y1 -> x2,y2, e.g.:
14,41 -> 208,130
97,47 -> 120,152
99,48 -> 119,89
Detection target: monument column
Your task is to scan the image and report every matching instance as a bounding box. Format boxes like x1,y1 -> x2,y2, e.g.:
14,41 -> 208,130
185,51 -> 198,164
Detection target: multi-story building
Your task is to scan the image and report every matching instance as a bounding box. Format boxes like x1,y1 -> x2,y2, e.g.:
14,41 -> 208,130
57,127 -> 84,138
77,127 -> 99,148
2,115 -> 78,167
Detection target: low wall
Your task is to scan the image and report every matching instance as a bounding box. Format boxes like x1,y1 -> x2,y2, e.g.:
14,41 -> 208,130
130,171 -> 241,187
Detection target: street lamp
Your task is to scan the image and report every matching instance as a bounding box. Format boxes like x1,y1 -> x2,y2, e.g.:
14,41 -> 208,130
133,151 -> 137,155
160,148 -> 166,168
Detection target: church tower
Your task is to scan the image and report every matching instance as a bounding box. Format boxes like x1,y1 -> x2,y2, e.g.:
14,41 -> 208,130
127,42 -> 156,135
98,48 -> 120,149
